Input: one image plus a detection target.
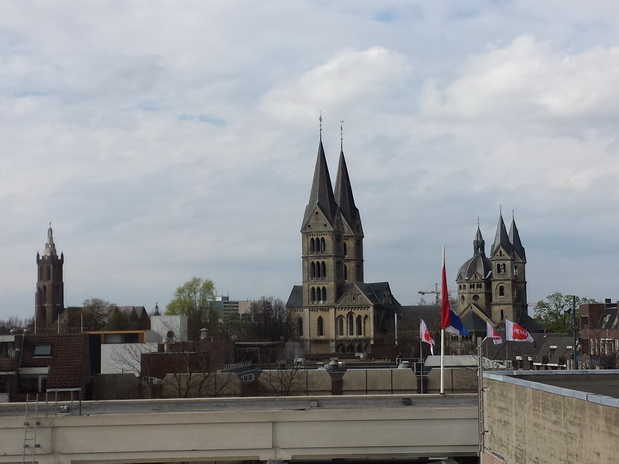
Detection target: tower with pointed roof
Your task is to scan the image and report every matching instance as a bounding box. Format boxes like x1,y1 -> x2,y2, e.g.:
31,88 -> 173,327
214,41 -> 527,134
35,223 -> 65,330
287,126 -> 399,355
457,212 -> 535,334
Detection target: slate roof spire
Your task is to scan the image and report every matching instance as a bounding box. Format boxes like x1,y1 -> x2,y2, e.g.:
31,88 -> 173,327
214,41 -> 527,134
302,125 -> 338,226
334,123 -> 360,229
491,211 -> 512,256
509,212 -> 526,260
473,221 -> 485,256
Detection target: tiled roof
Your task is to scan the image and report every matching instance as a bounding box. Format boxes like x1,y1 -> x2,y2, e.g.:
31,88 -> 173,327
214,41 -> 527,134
20,334 -> 90,389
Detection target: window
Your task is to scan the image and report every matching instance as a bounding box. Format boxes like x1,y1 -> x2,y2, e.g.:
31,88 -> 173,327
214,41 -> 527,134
296,317 -> 304,337
321,261 -> 326,278
317,316 -> 324,337
34,344 -> 52,357
337,316 -> 344,336
310,262 -> 316,278
498,285 -> 505,297
310,238 -> 315,253
322,287 -> 327,301
310,287 -> 316,302
347,313 -> 354,336
356,315 -> 362,335
320,237 -> 326,252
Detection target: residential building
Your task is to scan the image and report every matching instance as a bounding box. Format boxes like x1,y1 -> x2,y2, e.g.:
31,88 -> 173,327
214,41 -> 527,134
0,333 -> 91,401
580,299 -> 619,368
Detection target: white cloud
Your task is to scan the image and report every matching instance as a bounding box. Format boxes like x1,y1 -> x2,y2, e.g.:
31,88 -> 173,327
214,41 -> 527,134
261,47 -> 411,123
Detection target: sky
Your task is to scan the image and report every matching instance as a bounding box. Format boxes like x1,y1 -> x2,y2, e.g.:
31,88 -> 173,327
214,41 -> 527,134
2,1 -> 619,322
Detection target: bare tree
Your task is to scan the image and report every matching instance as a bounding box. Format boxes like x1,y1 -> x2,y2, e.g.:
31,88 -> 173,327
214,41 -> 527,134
259,362 -> 306,396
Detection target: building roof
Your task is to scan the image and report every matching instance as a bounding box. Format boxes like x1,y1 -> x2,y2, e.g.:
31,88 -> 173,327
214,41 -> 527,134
19,334 -> 90,389
334,150 -> 362,234
302,139 -> 338,227
491,213 -> 512,256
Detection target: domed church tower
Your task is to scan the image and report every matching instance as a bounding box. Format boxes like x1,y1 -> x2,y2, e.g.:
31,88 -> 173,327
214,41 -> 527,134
457,224 -> 492,317
35,223 -> 65,331
457,212 -> 531,334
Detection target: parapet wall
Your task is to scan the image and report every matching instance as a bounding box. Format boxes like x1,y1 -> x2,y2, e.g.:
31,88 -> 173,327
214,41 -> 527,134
482,371 -> 619,464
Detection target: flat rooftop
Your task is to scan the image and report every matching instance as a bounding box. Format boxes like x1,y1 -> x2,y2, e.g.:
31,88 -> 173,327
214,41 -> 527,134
485,369 -> 619,405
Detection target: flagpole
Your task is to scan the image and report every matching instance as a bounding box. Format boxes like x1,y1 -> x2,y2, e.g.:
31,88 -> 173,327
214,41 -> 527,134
419,335 -> 423,394
440,247 -> 445,395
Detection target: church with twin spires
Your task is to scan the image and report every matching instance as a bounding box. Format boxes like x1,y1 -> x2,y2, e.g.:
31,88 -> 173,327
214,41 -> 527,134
286,130 -> 401,355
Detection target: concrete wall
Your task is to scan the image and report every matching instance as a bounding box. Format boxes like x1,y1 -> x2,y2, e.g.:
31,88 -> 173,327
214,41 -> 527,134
0,395 -> 478,464
482,371 -> 619,464
154,367 -> 475,398
101,342 -> 157,374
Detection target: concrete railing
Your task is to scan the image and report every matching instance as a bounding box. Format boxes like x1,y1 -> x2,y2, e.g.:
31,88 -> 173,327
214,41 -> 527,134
0,394 -> 478,464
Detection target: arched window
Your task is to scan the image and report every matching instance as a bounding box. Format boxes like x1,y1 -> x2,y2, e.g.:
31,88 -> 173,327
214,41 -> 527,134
320,237 -> 326,252
343,242 -> 347,256
297,317 -> 304,337
311,287 -> 316,302
337,316 -> 344,336
310,262 -> 316,278
347,313 -> 354,336
498,285 -> 505,297
310,238 -> 315,253
322,287 -> 327,301
344,265 -> 348,281
363,315 -> 369,335
356,315 -> 362,335
321,261 -> 326,278
317,316 -> 324,337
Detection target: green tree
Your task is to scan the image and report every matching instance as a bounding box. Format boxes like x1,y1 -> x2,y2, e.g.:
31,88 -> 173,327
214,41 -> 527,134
103,306 -> 128,331
534,292 -> 597,333
166,278 -> 217,340
81,298 -> 115,331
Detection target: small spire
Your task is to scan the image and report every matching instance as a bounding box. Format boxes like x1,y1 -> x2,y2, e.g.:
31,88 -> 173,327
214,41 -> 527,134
319,113 -> 323,140
340,120 -> 344,151
44,222 -> 57,257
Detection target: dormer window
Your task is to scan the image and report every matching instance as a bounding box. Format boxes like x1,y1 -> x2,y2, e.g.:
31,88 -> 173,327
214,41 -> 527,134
34,344 -> 52,357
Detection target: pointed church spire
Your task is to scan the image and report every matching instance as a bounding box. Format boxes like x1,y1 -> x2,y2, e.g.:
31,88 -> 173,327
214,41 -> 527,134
491,212 -> 512,256
334,139 -> 360,229
303,135 -> 338,226
473,223 -> 485,256
509,212 -> 526,261
44,222 -> 57,257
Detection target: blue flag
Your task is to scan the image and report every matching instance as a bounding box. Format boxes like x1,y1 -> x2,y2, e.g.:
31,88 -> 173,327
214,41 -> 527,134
444,309 -> 469,336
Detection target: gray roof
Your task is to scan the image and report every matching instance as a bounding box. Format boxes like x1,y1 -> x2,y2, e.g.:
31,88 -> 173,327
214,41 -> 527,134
334,150 -> 362,234
302,139 -> 338,227
491,213 -> 512,256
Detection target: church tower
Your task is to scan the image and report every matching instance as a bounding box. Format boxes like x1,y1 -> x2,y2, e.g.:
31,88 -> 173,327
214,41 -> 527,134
35,223 -> 64,330
456,224 -> 492,315
334,138 -> 364,284
490,213 -> 527,323
300,134 -> 345,306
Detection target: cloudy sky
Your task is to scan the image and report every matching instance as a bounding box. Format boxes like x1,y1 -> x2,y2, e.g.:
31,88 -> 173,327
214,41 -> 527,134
2,1 -> 619,322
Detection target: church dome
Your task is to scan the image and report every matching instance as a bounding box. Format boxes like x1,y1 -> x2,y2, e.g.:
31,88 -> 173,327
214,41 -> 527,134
457,254 -> 492,281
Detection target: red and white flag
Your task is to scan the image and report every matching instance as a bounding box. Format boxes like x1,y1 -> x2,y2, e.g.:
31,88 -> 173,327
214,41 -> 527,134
420,318 -> 435,355
505,319 -> 534,342
486,320 -> 502,345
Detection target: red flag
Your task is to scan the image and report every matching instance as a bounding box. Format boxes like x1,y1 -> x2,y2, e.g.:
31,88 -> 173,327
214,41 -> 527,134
505,319 -> 533,342
486,320 -> 502,344
420,319 -> 435,355
441,250 -> 450,331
